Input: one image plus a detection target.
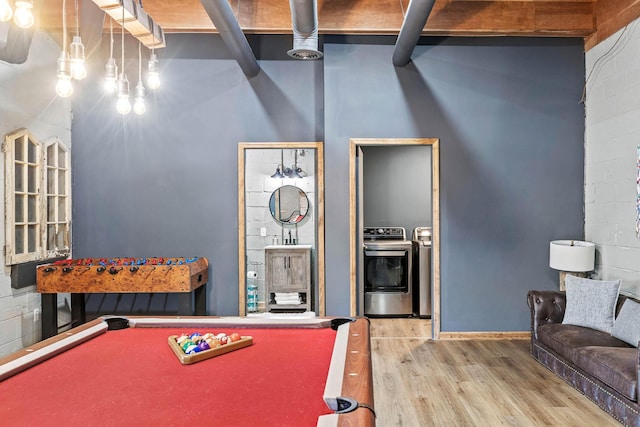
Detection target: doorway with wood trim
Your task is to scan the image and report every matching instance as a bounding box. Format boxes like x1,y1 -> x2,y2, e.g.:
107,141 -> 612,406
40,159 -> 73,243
348,138 -> 441,339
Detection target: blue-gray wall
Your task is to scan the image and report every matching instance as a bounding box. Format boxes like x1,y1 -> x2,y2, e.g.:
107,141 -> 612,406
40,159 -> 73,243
324,37 -> 585,331
362,145 -> 432,235
72,34 -> 585,331
72,35 -> 322,315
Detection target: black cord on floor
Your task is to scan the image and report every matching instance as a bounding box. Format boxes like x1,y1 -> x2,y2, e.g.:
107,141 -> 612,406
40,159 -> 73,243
357,403 -> 377,418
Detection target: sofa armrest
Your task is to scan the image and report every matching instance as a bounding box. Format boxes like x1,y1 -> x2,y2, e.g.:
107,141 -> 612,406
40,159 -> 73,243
527,290 -> 566,340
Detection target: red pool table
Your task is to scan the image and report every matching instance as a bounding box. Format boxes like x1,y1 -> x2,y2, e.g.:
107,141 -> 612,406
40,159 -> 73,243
0,316 -> 374,427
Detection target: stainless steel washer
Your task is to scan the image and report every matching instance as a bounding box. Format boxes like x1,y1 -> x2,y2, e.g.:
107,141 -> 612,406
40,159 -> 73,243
363,227 -> 414,316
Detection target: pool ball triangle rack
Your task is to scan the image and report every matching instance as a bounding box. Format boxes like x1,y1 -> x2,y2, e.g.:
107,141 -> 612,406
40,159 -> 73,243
168,334 -> 254,365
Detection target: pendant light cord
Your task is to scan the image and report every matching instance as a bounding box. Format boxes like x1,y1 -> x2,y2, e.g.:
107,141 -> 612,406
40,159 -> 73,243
74,0 -> 79,36
121,5 -> 125,72
138,41 -> 142,81
109,18 -> 114,58
62,0 -> 67,52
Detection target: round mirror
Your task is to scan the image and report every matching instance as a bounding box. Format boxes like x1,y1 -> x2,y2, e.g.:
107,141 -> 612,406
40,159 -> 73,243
269,185 -> 309,224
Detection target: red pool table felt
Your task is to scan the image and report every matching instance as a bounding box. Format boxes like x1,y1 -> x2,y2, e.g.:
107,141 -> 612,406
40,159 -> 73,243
0,325 -> 337,426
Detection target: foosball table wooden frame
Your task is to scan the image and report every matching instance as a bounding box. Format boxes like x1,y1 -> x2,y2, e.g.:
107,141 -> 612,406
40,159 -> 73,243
36,257 -> 209,339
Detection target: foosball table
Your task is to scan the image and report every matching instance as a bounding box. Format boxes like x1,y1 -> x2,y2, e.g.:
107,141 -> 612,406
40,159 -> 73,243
36,257 -> 209,339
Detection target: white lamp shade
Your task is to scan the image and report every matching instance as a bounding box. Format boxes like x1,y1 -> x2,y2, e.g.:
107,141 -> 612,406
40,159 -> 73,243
549,240 -> 595,272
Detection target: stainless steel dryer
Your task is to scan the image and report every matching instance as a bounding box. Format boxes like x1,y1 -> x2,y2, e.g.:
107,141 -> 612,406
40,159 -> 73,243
412,227 -> 432,318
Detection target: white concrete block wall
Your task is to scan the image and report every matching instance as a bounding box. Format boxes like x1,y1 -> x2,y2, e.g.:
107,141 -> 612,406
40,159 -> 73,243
585,19 -> 640,296
0,30 -> 71,357
244,148 -> 316,308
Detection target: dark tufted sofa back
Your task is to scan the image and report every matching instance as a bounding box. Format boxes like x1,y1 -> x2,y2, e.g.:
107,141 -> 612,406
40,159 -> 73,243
528,291 -> 639,341
527,290 -> 566,340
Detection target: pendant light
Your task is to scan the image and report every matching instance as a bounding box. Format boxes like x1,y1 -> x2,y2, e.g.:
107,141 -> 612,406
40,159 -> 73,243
291,149 -> 305,178
69,0 -> 86,80
13,0 -> 33,29
133,42 -> 146,115
271,150 -> 286,178
104,18 -> 118,93
56,56 -> 73,98
115,6 -> 131,115
147,48 -> 160,90
0,0 -> 12,22
271,167 -> 285,179
56,0 -> 73,98
116,75 -> 131,114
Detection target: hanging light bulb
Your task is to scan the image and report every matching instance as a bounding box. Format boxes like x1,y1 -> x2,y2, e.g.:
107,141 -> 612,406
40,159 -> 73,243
133,42 -> 145,115
116,73 -> 131,115
0,0 -> 13,22
103,19 -> 117,93
115,5 -> 130,115
133,81 -> 146,115
56,0 -> 73,98
104,57 -> 117,93
56,75 -> 74,98
147,50 -> 160,90
68,0 -> 86,80
56,52 -> 73,98
13,0 -> 33,29
69,36 -> 87,80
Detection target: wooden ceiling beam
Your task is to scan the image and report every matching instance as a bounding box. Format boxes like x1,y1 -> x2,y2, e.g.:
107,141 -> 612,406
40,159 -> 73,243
424,1 -> 593,36
585,0 -> 640,50
38,0 -> 594,38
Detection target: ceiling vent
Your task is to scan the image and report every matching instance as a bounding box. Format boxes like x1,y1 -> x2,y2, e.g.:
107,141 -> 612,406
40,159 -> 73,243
287,0 -> 323,60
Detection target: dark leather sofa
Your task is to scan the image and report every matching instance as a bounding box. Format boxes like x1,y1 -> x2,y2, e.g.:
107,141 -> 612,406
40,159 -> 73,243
528,290 -> 640,426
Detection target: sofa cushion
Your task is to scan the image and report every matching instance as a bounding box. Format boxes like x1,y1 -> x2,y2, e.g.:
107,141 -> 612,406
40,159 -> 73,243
537,323 -> 630,363
573,346 -> 638,401
612,299 -> 640,347
562,276 -> 620,333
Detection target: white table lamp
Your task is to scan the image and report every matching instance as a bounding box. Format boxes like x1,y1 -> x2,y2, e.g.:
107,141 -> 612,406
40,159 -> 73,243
549,240 -> 595,291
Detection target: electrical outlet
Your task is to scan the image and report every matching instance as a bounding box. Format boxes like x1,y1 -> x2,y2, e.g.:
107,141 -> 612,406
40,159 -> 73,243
33,308 -> 40,322
260,227 -> 267,237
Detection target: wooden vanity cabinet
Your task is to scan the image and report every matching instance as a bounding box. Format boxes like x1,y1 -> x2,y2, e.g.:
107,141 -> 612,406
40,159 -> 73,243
265,246 -> 311,312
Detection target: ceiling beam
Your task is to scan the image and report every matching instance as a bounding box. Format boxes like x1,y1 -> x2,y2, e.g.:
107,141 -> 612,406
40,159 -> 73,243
199,0 -> 260,77
425,1 -> 594,37
585,0 -> 640,50
39,0 -> 594,38
393,0 -> 436,67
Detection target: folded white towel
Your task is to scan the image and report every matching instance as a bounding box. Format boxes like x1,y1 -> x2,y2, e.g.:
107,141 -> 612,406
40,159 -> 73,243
275,296 -> 301,302
276,299 -> 302,305
275,295 -> 302,304
274,292 -> 299,298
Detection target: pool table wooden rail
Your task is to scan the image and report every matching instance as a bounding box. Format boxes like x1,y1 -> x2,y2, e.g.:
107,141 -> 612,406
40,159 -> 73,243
326,316 -> 376,426
0,318 -> 106,381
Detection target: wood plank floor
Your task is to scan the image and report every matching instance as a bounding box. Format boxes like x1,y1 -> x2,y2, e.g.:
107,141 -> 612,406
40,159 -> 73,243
369,318 -> 621,426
